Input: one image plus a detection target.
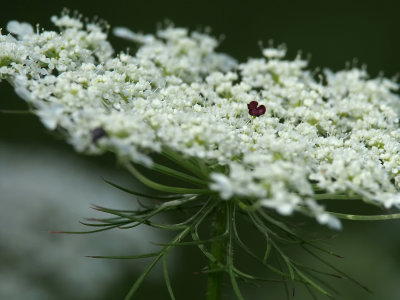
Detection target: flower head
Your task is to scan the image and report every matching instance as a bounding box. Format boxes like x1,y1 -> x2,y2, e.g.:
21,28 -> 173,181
1,12 -> 400,230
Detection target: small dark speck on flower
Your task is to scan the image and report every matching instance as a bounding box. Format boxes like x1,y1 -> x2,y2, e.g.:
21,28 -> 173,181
91,127 -> 107,143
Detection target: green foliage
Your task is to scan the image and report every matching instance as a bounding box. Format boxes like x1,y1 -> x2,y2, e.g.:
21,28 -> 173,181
56,149 -> 400,299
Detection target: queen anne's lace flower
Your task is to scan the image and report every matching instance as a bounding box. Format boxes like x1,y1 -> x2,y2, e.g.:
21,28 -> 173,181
2,13 -> 400,230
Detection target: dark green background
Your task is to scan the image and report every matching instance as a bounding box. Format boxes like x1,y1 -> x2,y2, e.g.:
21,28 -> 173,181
1,1 -> 400,299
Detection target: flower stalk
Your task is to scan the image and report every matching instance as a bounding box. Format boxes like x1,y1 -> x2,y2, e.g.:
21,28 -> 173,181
206,201 -> 228,300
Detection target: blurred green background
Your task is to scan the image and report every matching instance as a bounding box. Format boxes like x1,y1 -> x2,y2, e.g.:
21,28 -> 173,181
1,0 -> 400,299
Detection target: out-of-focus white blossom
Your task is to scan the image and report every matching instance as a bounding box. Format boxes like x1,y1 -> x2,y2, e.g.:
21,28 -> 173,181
6,20 -> 34,37
2,12 -> 400,229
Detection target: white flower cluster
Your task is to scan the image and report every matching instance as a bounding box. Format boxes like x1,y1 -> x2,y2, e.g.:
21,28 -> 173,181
2,13 -> 400,229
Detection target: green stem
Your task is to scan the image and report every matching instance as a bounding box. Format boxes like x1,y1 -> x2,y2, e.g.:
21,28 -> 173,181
329,211 -> 400,220
0,109 -> 31,114
206,202 -> 228,300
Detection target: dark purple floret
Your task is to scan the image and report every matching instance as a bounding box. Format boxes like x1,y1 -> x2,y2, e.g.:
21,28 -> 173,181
91,127 -> 107,143
247,101 -> 258,110
249,108 -> 259,116
257,105 -> 266,115
248,101 -> 266,117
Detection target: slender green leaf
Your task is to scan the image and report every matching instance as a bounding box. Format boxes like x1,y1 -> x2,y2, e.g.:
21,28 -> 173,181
301,268 -> 341,296
124,199 -> 215,299
233,268 -> 286,283
125,163 -> 212,194
87,252 -> 160,259
302,245 -> 373,294
0,109 -> 31,114
195,267 -> 227,275
227,203 -> 244,300
162,147 -> 209,180
263,240 -> 272,264
152,162 -> 206,186
52,223 -> 122,234
329,211 -> 400,221
163,255 -> 175,300
103,178 -> 183,200
275,253 -> 290,300
153,233 -> 227,246
293,266 -> 332,297
273,243 -> 295,280
303,281 -> 318,300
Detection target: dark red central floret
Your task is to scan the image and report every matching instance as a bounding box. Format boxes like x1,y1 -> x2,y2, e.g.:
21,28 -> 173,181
247,101 -> 266,117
